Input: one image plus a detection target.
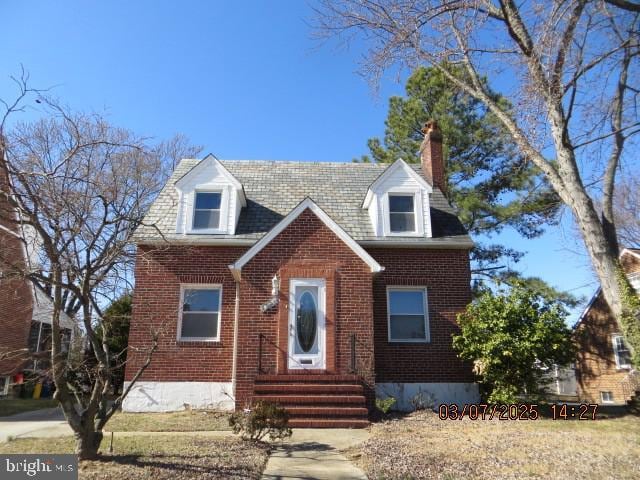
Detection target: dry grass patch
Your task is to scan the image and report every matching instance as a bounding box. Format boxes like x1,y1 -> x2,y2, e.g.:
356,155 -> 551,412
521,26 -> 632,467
0,434 -> 268,479
106,410 -> 231,432
354,411 -> 640,480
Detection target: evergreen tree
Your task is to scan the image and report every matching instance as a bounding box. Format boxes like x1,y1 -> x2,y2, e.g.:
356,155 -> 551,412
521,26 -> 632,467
361,66 -> 567,298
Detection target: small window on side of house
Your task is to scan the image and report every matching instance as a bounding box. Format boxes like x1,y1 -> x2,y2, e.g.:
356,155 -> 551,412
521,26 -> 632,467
388,194 -> 416,233
179,286 -> 221,341
0,376 -> 9,396
387,287 -> 429,342
193,192 -> 222,230
600,391 -> 614,403
612,334 -> 631,369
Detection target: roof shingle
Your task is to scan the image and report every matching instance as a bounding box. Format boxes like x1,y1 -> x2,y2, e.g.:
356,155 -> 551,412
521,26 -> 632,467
133,159 -> 471,246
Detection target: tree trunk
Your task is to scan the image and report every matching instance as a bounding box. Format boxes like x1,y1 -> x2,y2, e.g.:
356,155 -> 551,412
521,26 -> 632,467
74,429 -> 103,461
567,185 -> 625,321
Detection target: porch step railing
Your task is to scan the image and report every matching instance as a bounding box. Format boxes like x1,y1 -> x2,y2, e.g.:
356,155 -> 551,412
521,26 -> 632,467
256,332 -> 357,374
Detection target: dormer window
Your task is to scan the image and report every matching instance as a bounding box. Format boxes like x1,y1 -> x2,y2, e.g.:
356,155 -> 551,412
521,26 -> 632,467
362,159 -> 432,238
389,194 -> 415,233
193,192 -> 222,230
174,154 -> 246,236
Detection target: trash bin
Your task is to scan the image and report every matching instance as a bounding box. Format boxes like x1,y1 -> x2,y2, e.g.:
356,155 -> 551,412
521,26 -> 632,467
32,382 -> 42,399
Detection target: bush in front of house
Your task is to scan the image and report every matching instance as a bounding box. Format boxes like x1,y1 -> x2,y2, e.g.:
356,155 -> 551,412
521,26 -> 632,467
229,401 -> 292,441
375,396 -> 396,415
453,282 -> 576,404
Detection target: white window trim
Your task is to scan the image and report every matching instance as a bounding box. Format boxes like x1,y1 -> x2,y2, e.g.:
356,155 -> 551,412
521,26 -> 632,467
288,278 -> 327,370
386,286 -> 430,343
382,189 -> 425,237
178,284 -> 223,342
600,391 -> 614,404
612,333 -> 631,369
629,274 -> 640,293
187,188 -> 229,235
0,376 -> 9,396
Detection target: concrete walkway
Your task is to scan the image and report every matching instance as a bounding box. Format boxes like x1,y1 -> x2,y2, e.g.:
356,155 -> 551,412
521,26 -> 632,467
262,428 -> 369,480
2,411 -> 369,479
0,407 -> 71,442
0,408 -> 237,442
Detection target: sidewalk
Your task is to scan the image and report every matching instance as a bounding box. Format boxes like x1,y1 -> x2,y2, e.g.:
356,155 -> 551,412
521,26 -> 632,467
262,428 -> 369,480
0,407 -> 71,442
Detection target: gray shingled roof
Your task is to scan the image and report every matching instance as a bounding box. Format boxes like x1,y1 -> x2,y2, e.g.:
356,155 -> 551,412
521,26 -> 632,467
133,159 -> 471,246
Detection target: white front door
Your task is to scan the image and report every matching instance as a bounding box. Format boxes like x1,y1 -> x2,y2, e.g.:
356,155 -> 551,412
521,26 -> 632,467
288,279 -> 326,370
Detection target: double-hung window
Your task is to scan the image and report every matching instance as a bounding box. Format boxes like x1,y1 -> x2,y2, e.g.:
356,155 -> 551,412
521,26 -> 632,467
179,286 -> 221,341
193,192 -> 222,230
612,334 -> 631,369
387,287 -> 429,342
388,194 -> 416,233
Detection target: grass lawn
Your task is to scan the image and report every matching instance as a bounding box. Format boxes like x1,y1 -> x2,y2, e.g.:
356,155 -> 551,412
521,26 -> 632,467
0,434 -> 269,479
0,398 -> 58,417
106,410 -> 231,432
352,410 -> 640,480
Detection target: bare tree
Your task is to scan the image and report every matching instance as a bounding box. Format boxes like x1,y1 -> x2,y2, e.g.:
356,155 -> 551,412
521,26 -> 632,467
0,73 -> 201,459
315,0 -> 640,363
613,174 -> 640,249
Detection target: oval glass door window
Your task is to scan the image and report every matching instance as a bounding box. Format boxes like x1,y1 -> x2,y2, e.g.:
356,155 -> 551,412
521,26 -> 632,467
296,291 -> 317,352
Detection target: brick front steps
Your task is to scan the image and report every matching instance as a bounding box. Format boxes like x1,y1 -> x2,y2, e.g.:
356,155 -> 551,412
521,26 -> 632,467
253,374 -> 369,428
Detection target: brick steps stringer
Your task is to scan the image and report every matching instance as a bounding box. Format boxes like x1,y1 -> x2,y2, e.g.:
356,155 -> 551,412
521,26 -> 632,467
252,374 -> 370,429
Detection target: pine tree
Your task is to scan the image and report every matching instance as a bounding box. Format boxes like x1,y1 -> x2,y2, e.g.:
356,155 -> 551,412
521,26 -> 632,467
361,66 -> 569,300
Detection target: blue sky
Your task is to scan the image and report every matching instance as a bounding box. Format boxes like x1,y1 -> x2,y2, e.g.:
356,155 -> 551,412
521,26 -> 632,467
1,1 -> 599,320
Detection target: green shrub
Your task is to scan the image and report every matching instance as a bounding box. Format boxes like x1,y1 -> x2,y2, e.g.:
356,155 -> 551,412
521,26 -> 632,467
375,396 -> 396,414
453,282 -> 576,404
229,401 -> 292,441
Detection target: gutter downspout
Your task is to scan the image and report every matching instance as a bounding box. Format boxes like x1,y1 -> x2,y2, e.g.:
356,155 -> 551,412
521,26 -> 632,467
231,280 -> 240,405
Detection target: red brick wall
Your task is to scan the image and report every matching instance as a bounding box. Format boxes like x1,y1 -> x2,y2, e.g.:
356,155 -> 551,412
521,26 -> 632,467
124,244 -> 245,383
366,247 -> 474,384
0,166 -> 33,376
574,250 -> 640,404
235,209 -> 375,407
126,210 -> 474,408
575,293 -> 631,404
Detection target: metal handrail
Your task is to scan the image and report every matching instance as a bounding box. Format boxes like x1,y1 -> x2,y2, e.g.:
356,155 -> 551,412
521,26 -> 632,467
349,333 -> 356,374
258,333 -> 264,374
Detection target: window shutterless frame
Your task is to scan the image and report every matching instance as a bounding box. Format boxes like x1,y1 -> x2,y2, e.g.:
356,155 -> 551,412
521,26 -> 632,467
382,189 -> 424,237
188,189 -> 227,234
386,286 -> 430,343
192,191 -> 222,230
612,333 -> 631,369
600,391 -> 614,403
177,284 -> 222,342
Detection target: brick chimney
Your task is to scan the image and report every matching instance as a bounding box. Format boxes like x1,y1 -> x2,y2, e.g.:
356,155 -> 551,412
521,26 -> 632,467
419,120 -> 446,194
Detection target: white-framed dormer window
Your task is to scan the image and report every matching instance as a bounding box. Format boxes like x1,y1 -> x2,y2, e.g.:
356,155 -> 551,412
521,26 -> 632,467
178,284 -> 222,342
175,155 -> 246,235
389,194 -> 415,233
192,191 -> 222,231
382,190 -> 425,237
362,159 -> 432,238
612,334 -> 631,369
386,286 -> 430,343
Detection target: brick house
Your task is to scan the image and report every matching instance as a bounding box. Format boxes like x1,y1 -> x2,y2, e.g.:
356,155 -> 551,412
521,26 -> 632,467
123,122 -> 479,426
574,248 -> 640,406
0,166 -> 73,397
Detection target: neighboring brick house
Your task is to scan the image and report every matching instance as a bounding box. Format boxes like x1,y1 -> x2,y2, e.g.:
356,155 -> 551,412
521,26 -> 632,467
123,122 -> 479,426
574,248 -> 640,406
0,164 -> 73,396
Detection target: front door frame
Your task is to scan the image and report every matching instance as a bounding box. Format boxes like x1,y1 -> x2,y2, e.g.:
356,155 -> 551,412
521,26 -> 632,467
288,278 -> 326,370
